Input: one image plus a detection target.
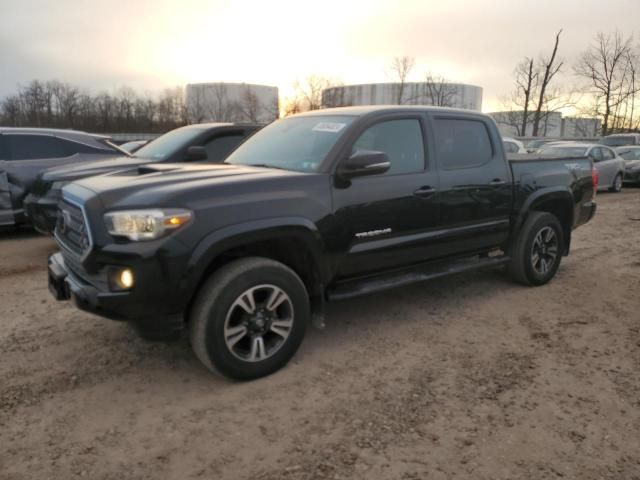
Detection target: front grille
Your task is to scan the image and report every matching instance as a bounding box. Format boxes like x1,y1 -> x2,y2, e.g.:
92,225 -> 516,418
56,200 -> 91,256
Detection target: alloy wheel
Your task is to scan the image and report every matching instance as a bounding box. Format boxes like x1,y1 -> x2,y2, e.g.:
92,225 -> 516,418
530,226 -> 559,275
223,284 -> 294,362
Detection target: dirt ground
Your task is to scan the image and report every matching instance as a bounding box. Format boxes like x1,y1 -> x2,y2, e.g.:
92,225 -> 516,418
1,190 -> 639,480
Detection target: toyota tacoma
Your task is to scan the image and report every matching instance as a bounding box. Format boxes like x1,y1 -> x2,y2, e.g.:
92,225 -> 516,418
48,106 -> 597,380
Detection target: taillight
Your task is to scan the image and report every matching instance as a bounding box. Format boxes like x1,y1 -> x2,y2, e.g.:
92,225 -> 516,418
591,167 -> 599,199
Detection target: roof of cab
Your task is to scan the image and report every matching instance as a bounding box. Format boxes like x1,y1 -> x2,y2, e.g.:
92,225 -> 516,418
0,126 -> 107,137
293,105 -> 486,118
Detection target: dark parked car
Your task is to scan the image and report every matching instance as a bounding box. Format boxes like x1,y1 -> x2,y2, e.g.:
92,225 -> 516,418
48,106 -> 597,380
25,123 -> 261,233
0,127 -> 126,227
616,146 -> 640,185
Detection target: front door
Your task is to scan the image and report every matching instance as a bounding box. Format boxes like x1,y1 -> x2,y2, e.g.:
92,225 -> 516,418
331,116 -> 441,278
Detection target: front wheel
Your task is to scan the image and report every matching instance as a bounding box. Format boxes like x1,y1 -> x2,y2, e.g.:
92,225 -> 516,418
189,257 -> 309,380
610,173 -> 623,193
508,212 -> 564,286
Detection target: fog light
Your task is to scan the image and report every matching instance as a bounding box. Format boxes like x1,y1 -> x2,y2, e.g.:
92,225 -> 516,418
116,268 -> 134,289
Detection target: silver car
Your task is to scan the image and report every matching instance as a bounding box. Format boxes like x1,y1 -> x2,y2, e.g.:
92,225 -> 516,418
615,146 -> 640,185
539,142 -> 626,192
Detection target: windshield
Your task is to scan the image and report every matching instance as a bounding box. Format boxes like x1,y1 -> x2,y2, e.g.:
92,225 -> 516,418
540,146 -> 588,156
133,127 -> 202,160
225,115 -> 355,172
601,136 -> 635,147
619,149 -> 640,161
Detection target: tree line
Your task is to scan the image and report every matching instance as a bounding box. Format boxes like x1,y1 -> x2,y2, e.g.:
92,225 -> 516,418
0,81 -> 188,133
1,29 -> 638,136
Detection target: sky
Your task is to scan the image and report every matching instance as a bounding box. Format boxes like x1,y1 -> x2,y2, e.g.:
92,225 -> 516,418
1,0 -> 639,112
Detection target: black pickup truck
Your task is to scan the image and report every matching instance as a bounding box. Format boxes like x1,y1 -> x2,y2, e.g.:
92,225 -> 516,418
48,106 -> 597,380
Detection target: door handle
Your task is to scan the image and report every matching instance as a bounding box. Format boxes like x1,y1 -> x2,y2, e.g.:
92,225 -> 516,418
413,186 -> 436,198
488,179 -> 506,186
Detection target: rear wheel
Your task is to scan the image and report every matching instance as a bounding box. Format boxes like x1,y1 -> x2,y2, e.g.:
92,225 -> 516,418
610,173 -> 623,193
189,257 -> 309,380
508,212 -> 564,286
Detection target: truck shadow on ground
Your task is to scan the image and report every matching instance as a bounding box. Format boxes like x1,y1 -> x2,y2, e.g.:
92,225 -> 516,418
79,267 -> 517,388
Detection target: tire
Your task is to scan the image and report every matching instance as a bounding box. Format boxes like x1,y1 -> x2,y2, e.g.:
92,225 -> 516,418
508,212 -> 564,286
609,173 -> 623,193
189,257 -> 309,380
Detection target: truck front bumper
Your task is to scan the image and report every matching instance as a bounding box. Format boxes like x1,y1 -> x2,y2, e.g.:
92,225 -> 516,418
48,251 -> 185,340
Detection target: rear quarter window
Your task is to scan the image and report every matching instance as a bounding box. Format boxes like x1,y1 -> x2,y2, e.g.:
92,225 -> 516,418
6,134 -> 72,160
433,118 -> 493,169
202,134 -> 246,162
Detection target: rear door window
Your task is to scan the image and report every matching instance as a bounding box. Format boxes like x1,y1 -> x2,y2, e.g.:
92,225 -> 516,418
5,134 -> 72,160
433,118 -> 493,169
602,147 -> 615,160
351,119 -> 425,174
590,148 -> 604,162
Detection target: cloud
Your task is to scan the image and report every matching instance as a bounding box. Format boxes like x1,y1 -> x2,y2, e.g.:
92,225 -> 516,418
0,0 -> 638,111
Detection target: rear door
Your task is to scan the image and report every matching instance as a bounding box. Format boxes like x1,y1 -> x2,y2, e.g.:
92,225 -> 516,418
430,114 -> 513,256
332,114 -> 441,277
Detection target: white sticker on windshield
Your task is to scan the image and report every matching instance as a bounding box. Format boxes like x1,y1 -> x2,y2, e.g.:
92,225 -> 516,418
312,122 -> 347,133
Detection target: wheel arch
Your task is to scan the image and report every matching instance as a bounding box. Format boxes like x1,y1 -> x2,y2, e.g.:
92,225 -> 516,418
513,187 -> 575,255
184,217 -> 329,318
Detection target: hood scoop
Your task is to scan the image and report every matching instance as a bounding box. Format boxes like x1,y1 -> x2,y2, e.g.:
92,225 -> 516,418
129,163 -> 188,176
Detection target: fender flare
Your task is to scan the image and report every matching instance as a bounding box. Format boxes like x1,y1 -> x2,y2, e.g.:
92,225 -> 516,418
513,186 -> 575,235
185,216 -> 329,296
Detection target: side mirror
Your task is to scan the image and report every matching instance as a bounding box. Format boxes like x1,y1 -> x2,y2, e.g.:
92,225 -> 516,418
338,150 -> 390,180
186,146 -> 208,161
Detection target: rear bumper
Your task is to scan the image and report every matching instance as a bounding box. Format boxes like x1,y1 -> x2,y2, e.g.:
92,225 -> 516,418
23,194 -> 58,234
48,251 -> 185,340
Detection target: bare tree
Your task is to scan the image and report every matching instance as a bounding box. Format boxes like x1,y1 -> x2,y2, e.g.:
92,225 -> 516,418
186,85 -> 208,124
1,95 -> 21,126
239,85 -> 262,122
422,73 -> 460,107
575,31 -> 639,135
512,58 -> 538,135
531,29 -> 564,136
283,75 -> 340,114
389,56 -> 415,104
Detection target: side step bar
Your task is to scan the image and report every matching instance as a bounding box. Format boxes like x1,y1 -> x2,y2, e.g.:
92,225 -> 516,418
328,255 -> 510,301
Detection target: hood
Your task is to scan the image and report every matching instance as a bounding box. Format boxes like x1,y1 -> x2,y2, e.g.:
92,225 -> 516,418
72,162 -> 311,209
41,156 -> 149,182
625,159 -> 640,170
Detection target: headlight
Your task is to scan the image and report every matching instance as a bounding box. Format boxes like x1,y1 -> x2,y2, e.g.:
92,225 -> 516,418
104,209 -> 192,241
